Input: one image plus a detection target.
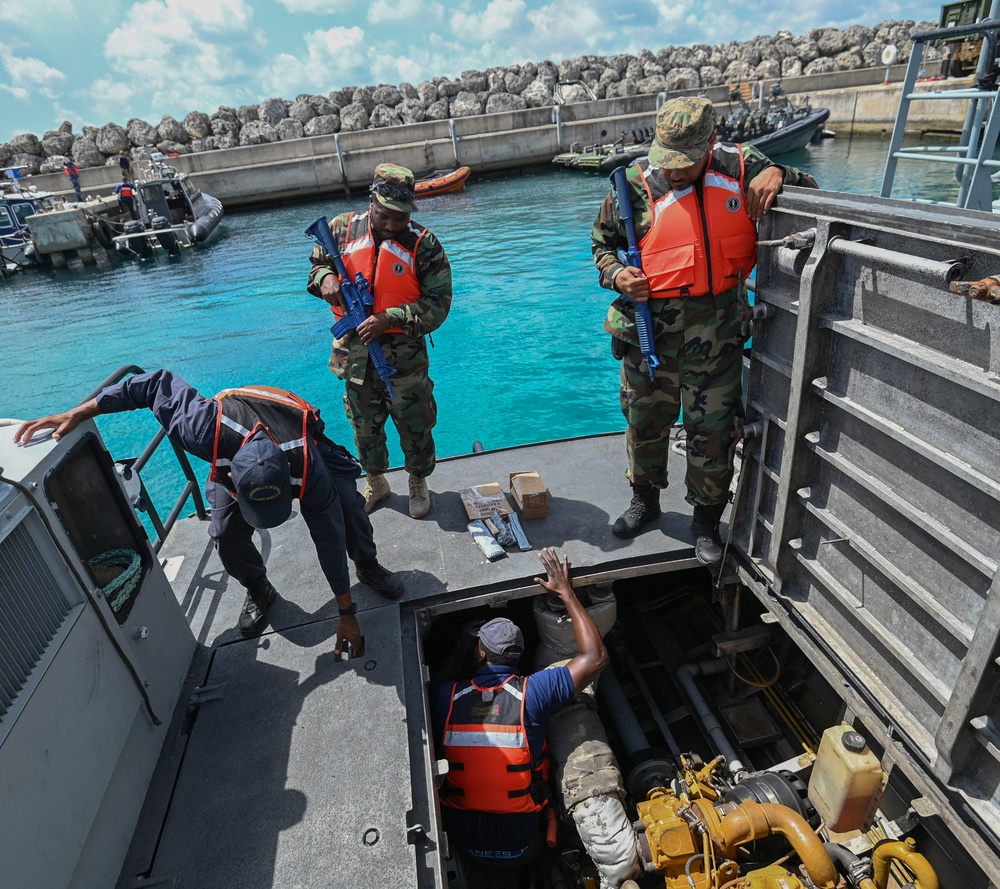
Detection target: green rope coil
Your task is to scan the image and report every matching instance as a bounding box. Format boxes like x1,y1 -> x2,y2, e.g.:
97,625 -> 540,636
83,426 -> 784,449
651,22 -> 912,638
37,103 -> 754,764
88,548 -> 142,613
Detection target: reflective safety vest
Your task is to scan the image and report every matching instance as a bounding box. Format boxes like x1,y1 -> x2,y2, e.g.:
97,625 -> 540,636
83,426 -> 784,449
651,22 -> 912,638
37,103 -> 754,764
440,674 -> 550,814
209,386 -> 320,498
118,185 -> 134,199
637,145 -> 758,297
332,211 -> 424,334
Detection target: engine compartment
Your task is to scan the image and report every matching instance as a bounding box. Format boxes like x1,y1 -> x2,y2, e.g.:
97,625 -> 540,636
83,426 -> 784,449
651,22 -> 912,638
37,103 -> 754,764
419,565 -> 974,889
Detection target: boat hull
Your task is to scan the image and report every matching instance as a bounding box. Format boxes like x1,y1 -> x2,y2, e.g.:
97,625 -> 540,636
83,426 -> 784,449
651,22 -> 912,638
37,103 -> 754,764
747,107 -> 831,156
415,166 -> 471,196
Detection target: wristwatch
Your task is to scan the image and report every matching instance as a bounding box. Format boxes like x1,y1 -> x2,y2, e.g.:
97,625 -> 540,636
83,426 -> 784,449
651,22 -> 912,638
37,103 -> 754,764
338,602 -> 357,617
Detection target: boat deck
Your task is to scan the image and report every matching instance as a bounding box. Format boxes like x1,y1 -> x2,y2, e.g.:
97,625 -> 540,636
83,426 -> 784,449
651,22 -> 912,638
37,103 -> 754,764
119,432 -> 717,889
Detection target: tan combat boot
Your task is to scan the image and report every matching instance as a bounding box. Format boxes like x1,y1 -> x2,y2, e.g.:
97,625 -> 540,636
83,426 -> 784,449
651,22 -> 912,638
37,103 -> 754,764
408,474 -> 430,518
362,474 -> 391,513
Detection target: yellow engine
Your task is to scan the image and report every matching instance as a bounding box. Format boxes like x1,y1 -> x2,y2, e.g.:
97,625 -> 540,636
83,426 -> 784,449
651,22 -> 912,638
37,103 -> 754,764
635,785 -> 835,889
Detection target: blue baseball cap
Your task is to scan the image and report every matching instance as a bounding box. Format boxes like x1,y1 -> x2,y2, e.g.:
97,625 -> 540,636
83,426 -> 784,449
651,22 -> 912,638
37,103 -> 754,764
230,433 -> 293,529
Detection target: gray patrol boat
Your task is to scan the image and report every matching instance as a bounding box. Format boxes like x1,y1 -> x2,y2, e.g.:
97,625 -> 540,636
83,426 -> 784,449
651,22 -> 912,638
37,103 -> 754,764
2,17 -> 999,889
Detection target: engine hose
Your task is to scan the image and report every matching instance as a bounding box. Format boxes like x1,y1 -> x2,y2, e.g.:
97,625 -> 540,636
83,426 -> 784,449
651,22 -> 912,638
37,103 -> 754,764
824,842 -> 876,889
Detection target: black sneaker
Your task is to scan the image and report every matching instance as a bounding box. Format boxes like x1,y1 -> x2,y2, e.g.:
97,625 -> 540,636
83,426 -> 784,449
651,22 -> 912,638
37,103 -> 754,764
612,485 -> 662,538
691,504 -> 726,566
239,577 -> 278,637
356,560 -> 405,600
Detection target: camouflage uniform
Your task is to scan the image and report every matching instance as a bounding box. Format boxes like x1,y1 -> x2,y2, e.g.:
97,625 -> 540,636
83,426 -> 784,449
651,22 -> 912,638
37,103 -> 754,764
592,143 -> 816,507
307,187 -> 452,479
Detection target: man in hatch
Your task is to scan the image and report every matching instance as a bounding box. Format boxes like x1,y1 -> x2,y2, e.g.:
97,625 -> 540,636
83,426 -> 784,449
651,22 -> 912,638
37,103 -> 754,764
592,96 -> 817,564
429,548 -> 609,864
14,369 -> 403,647
307,163 -> 451,520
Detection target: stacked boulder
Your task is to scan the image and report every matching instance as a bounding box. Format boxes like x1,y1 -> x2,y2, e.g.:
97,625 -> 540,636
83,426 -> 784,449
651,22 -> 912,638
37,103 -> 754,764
0,20 -> 939,170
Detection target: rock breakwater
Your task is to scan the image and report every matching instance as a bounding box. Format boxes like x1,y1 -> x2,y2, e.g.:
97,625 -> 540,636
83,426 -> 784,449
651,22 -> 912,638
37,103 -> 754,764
2,20 -> 939,173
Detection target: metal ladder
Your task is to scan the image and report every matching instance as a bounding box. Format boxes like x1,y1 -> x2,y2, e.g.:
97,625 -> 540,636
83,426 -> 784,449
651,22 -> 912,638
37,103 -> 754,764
881,8 -> 1000,211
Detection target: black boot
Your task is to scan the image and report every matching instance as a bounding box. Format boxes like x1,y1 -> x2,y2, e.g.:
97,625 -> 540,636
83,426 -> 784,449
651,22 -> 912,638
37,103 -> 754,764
239,576 -> 278,637
612,485 -> 662,539
356,559 -> 405,600
691,503 -> 726,566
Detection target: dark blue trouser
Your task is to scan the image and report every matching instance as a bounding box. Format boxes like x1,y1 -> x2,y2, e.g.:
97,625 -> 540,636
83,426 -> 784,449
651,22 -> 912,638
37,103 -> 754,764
207,438 -> 378,594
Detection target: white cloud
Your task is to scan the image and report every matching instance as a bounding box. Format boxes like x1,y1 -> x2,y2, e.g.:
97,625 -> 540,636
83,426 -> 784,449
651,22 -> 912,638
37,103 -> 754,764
0,0 -> 80,27
97,0 -> 263,120
0,47 -> 66,100
368,0 -> 443,25
260,26 -> 369,97
523,0 -> 612,55
451,0 -> 526,42
273,0 -> 343,11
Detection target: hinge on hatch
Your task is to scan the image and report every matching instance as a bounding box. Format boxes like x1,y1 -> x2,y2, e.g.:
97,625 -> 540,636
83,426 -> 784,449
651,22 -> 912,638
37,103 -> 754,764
188,683 -> 226,707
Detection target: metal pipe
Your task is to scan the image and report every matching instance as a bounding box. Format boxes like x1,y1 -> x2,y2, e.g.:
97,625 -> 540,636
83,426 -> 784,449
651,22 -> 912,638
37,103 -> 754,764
911,17 -> 1000,43
620,650 -> 681,755
551,105 -> 563,148
827,236 -> 965,283
677,660 -> 746,774
872,839 -> 940,889
333,133 -> 348,196
719,800 -> 837,888
448,119 -> 460,165
596,668 -> 650,755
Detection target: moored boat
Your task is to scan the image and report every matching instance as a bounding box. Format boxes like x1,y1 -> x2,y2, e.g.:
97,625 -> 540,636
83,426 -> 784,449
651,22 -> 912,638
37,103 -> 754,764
717,85 -> 831,155
110,150 -> 224,257
0,172 -> 56,274
552,129 -> 652,173
414,165 -> 471,196
554,89 -> 830,174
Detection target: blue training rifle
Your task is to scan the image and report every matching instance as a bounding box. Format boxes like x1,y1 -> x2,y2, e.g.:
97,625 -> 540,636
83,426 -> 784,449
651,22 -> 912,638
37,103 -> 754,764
306,216 -> 398,397
609,166 -> 659,382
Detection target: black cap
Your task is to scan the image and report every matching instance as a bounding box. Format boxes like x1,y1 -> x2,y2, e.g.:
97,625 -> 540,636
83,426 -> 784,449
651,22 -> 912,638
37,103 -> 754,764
841,731 -> 868,753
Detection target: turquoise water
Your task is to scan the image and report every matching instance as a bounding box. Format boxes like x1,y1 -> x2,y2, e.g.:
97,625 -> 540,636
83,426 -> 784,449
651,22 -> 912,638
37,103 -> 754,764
0,135 -> 971,510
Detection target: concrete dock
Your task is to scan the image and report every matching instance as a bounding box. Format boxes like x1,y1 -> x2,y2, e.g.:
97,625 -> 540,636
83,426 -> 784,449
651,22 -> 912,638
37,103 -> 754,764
24,68 -> 975,210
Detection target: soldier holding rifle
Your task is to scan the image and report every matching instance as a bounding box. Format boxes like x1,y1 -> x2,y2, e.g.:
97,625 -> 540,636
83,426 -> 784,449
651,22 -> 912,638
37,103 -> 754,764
307,164 -> 452,520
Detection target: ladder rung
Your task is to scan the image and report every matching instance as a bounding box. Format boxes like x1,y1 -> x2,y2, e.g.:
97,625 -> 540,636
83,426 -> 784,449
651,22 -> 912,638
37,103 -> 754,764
905,89 -> 1000,101
891,152 -> 980,166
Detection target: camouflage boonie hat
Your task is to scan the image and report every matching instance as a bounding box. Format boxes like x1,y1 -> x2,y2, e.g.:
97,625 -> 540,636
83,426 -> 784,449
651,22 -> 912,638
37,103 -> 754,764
371,163 -> 417,213
648,97 -> 716,169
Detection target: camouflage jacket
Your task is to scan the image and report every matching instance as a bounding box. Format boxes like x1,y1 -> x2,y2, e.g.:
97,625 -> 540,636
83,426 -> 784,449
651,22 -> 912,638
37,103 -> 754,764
591,145 -> 817,293
307,210 -> 453,339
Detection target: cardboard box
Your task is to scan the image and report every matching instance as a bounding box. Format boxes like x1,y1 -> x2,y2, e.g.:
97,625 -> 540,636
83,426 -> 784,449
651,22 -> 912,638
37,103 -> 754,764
460,483 -> 514,520
509,471 -> 549,519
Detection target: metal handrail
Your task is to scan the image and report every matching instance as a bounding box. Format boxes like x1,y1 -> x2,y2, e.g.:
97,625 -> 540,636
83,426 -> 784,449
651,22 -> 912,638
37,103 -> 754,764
87,364 -> 208,552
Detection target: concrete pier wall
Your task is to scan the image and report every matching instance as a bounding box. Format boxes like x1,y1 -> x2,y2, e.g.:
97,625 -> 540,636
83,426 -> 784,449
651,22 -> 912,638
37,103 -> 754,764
26,68 -> 974,209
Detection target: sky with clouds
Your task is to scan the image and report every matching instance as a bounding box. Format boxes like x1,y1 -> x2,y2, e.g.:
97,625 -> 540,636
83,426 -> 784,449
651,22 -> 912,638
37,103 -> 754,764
0,0 -> 943,143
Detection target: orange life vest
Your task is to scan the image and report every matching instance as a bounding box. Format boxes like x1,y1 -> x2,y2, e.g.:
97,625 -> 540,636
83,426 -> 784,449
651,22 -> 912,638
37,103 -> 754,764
637,146 -> 758,297
440,674 -> 550,815
330,211 -> 424,334
208,386 -> 320,499
118,185 -> 134,199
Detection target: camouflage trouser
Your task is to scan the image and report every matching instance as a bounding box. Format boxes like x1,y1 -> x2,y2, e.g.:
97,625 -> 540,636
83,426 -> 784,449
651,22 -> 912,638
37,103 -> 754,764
616,289 -> 742,505
340,333 -> 437,478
